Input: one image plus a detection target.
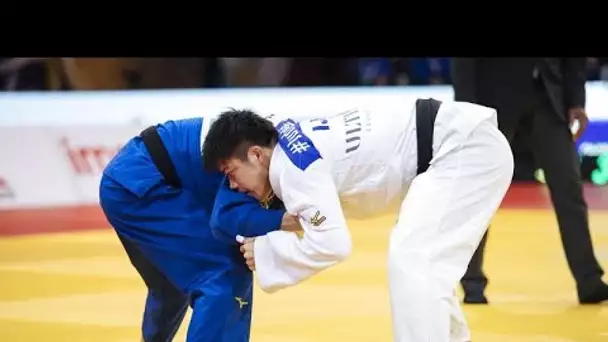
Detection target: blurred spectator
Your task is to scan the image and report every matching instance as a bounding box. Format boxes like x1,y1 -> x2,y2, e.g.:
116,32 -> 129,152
257,58 -> 292,86
391,58 -> 412,85
358,58 -> 392,85
409,58 -> 451,85
202,58 -> 225,87
0,58 -> 49,91
9,56 -> 605,91
45,59 -> 71,90
222,58 -> 261,87
51,58 -> 210,91
0,57 -> 9,89
599,58 -> 608,80
285,58 -> 358,87
587,58 -> 600,80
221,58 -> 291,87
132,58 -> 207,89
586,57 -> 608,81
51,58 -> 130,90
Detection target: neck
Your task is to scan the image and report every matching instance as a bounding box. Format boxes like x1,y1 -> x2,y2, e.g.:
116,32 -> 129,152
260,145 -> 276,207
260,189 -> 275,209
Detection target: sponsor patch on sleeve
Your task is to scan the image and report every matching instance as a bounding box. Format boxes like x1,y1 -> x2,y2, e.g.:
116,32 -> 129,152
276,119 -> 322,171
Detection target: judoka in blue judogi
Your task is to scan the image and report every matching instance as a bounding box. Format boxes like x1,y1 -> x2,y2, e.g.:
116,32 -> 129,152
99,117 -> 288,342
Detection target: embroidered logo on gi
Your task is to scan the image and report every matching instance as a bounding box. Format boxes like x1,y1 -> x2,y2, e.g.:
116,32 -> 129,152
276,119 -> 322,171
235,297 -> 249,309
309,210 -> 326,227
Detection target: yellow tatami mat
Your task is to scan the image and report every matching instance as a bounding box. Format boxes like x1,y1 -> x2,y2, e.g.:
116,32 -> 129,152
1,209 -> 607,341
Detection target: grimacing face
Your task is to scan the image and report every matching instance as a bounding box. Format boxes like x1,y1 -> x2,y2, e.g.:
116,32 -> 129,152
220,145 -> 272,202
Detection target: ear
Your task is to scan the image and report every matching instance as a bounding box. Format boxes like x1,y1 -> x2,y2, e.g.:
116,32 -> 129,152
248,145 -> 264,161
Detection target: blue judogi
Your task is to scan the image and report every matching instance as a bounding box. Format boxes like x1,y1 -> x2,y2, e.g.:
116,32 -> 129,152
99,117 -> 284,342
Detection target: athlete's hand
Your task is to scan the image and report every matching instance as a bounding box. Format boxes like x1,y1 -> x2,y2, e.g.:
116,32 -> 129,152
240,238 -> 256,271
281,213 -> 303,233
568,107 -> 589,141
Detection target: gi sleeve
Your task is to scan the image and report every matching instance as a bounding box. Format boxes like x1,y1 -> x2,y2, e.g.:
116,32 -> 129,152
253,148 -> 352,293
210,176 -> 285,246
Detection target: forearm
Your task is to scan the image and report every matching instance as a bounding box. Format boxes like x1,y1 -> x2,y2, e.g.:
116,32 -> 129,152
253,127 -> 352,293
211,182 -> 284,245
253,220 -> 351,293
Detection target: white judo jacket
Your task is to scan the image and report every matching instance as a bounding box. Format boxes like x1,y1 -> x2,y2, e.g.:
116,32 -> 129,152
252,100 -> 496,293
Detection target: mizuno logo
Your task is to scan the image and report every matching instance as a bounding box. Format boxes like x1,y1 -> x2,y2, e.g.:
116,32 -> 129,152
235,297 -> 249,309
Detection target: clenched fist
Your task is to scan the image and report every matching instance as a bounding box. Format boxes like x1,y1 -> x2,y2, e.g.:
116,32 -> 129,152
240,237 -> 256,271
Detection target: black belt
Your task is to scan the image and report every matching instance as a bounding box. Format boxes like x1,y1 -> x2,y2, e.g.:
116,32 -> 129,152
140,125 -> 182,188
415,98 -> 442,175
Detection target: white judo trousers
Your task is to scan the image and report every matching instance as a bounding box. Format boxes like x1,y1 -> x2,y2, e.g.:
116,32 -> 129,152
387,106 -> 514,342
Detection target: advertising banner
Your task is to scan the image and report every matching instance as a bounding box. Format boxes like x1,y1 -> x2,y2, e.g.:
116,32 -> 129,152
0,83 -> 606,208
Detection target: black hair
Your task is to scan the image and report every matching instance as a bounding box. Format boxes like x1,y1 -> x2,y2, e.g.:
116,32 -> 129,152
202,108 -> 278,171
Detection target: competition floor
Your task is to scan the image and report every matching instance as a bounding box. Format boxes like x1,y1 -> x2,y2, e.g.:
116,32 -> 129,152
1,183 -> 607,342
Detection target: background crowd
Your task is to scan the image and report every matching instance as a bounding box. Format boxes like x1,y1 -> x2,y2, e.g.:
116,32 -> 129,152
1,57 -> 606,91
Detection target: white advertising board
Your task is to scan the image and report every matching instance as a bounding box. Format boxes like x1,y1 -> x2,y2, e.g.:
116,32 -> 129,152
0,83 -> 606,209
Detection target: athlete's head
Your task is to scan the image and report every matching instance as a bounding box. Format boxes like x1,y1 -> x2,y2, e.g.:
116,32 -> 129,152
202,108 -> 278,202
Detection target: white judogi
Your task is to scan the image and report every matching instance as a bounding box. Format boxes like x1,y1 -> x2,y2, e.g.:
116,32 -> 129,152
253,99 -> 514,342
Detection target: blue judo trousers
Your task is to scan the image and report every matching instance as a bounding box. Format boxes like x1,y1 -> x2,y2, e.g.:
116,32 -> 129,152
99,117 -> 285,342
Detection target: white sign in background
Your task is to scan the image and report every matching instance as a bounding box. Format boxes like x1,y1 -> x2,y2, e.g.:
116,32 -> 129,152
0,124 -> 143,209
0,83 -> 606,209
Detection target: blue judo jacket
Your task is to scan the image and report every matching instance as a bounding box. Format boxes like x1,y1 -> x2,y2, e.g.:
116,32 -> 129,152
155,117 -> 285,239
100,117 -> 284,291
